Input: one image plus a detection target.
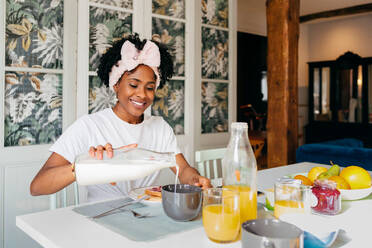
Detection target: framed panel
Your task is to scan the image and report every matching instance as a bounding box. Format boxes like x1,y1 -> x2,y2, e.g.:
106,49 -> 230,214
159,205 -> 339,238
4,0 -> 65,148
150,1 -> 186,136
152,0 -> 185,19
87,3 -> 133,114
152,17 -> 185,77
90,0 -> 133,9
89,6 -> 132,71
152,80 -> 185,135
5,0 -> 64,69
4,72 -> 62,146
201,27 -> 228,80
201,0 -> 228,28
201,81 -> 228,133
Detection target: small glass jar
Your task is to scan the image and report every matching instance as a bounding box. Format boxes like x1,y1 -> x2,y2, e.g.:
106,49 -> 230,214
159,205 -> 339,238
274,178 -> 312,218
311,180 -> 341,215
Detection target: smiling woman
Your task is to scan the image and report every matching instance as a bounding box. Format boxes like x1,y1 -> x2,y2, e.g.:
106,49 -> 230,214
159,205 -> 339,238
30,34 -> 212,203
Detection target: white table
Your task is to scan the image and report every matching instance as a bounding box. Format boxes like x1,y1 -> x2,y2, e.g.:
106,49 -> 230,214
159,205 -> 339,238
17,162 -> 372,248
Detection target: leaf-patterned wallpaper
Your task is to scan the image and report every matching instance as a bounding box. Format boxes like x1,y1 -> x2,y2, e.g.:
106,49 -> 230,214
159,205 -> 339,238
89,76 -> 116,114
201,0 -> 228,28
152,18 -> 185,77
5,0 -> 64,69
88,5 -> 132,114
202,27 -> 228,80
89,6 -> 132,71
151,0 -> 186,134
152,80 -> 185,135
4,0 -> 64,146
4,72 -> 63,146
152,0 -> 185,19
90,0 -> 133,9
200,0 -> 229,134
201,82 -> 228,133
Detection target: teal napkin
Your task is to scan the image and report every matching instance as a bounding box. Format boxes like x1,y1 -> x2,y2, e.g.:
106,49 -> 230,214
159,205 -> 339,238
73,198 -> 202,242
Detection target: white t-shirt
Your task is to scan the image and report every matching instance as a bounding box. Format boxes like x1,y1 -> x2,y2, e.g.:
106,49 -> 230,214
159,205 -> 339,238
49,108 -> 180,203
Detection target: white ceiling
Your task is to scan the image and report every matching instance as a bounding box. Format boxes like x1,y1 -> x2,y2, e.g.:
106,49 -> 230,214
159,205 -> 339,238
300,0 -> 372,15
237,0 -> 372,35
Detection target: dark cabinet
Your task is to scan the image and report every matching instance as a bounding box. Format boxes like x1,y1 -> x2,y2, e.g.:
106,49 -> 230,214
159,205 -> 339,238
306,52 -> 372,147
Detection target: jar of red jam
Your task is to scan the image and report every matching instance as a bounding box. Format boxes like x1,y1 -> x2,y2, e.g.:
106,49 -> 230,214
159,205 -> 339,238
311,179 -> 341,215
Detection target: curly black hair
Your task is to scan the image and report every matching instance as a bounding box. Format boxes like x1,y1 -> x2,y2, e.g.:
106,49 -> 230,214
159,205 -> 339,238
97,33 -> 174,89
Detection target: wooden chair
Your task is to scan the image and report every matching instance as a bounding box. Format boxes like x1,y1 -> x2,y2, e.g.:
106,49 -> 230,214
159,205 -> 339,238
250,138 -> 265,159
195,140 -> 265,186
50,182 -> 79,209
195,148 -> 226,187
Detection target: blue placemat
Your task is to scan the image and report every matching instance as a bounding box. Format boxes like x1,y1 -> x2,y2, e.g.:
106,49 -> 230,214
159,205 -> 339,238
72,198 -> 202,242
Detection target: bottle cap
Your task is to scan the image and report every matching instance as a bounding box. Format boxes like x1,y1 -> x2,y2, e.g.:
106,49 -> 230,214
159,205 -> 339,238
231,122 -> 248,129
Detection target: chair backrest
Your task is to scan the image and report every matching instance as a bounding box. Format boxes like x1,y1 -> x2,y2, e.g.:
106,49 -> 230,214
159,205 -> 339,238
250,138 -> 265,158
49,182 -> 79,209
195,141 -> 265,187
195,148 -> 226,187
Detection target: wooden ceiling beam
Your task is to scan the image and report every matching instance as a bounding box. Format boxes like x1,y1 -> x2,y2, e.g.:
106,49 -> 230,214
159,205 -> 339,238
300,4 -> 372,23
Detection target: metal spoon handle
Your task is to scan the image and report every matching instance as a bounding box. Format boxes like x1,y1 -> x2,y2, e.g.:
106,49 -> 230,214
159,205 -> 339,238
92,195 -> 149,219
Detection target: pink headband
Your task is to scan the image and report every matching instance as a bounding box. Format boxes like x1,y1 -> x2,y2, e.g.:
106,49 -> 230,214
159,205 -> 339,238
108,40 -> 161,90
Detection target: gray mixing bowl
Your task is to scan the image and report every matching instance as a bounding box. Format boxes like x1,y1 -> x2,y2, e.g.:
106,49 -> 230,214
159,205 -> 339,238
242,219 -> 304,248
162,184 -> 202,222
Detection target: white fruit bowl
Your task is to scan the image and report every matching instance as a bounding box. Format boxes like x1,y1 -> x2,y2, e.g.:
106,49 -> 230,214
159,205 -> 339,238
285,172 -> 372,201
339,186 -> 372,200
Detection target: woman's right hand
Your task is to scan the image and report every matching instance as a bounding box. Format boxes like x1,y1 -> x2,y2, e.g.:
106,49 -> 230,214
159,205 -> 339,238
89,143 -> 138,160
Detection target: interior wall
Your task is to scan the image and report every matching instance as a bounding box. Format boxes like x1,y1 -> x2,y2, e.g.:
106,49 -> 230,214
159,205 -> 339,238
237,0 -> 266,36
307,14 -> 372,61
298,24 -> 309,145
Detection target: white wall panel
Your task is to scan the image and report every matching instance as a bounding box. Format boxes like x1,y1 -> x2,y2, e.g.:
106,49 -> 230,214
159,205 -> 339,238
4,163 -> 48,248
0,167 -> 4,248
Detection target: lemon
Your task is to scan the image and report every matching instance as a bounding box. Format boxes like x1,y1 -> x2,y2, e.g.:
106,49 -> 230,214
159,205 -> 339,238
308,166 -> 327,183
340,166 -> 372,189
294,175 -> 313,186
328,175 -> 351,189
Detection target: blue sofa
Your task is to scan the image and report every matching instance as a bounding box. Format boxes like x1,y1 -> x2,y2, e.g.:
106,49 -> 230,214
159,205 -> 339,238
296,138 -> 372,171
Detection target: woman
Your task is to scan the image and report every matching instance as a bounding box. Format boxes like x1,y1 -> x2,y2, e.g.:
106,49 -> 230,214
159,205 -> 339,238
30,34 -> 211,202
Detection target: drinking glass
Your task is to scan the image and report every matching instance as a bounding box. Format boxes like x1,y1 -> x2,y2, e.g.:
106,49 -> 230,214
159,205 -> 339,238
202,188 -> 240,243
274,178 -> 312,219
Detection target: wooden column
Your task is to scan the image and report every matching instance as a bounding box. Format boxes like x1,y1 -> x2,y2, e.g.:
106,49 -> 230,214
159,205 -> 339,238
266,0 -> 299,167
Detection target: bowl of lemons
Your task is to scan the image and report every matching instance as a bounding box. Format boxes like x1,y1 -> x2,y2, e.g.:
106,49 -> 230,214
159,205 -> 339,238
290,163 -> 372,201
338,166 -> 372,200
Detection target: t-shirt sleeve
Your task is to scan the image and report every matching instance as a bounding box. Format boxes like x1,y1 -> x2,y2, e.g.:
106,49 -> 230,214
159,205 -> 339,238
162,120 -> 181,155
49,117 -> 91,163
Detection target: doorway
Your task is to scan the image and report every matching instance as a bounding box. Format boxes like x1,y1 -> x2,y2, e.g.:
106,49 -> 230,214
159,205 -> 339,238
237,32 -> 268,168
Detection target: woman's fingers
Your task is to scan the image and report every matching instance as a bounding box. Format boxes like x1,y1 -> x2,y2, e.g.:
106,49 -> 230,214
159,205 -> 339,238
89,146 -> 96,157
96,145 -> 104,160
89,143 -> 136,160
105,143 -> 113,158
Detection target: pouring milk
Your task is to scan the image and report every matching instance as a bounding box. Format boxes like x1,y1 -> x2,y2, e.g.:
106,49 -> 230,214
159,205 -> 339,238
74,147 -> 178,185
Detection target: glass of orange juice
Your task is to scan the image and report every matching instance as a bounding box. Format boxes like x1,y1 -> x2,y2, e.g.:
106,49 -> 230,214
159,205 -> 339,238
202,188 -> 240,243
274,178 -> 311,219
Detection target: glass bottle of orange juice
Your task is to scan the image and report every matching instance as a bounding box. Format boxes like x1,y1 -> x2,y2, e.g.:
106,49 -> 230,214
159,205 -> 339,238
222,122 -> 257,225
